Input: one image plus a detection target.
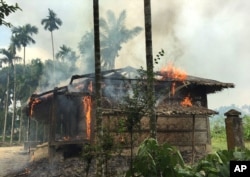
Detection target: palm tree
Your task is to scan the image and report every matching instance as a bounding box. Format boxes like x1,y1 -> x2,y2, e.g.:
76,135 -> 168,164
55,45 -> 71,62
11,24 -> 38,68
144,0 -> 156,138
0,47 -> 21,142
100,10 -> 142,70
93,0 -> 103,176
56,44 -> 78,63
41,8 -> 62,62
79,10 -> 142,71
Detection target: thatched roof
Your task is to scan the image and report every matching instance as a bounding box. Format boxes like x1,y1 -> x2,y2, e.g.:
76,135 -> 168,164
70,66 -> 234,94
157,103 -> 218,116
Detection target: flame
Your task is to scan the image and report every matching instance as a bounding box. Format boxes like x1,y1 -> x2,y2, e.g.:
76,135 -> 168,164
160,63 -> 187,96
83,96 -> 92,139
181,95 -> 192,107
160,63 -> 187,81
30,98 -> 41,116
63,136 -> 70,141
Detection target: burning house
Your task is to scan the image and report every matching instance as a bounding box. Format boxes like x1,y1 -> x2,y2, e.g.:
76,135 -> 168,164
26,65 -> 234,162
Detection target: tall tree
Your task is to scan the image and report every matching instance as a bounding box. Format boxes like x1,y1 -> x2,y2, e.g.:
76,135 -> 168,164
100,10 -> 142,70
41,8 -> 62,62
93,0 -> 103,176
79,10 -> 142,71
144,0 -> 156,138
11,24 -> 38,67
0,0 -> 21,27
0,47 -> 21,142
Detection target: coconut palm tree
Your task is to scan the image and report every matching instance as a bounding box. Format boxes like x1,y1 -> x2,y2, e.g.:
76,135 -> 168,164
100,10 -> 142,70
0,47 -> 21,142
11,24 -> 38,68
144,0 -> 156,138
41,8 -> 62,62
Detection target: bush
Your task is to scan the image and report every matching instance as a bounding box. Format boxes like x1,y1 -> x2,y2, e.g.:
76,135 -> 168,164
126,138 -> 250,177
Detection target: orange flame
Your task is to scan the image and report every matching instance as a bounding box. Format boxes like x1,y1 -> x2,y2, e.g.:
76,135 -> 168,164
83,96 -> 92,139
160,63 -> 187,81
30,98 -> 41,117
181,95 -> 192,107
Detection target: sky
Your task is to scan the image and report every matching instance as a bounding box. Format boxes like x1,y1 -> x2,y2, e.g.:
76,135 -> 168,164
1,0 -> 250,109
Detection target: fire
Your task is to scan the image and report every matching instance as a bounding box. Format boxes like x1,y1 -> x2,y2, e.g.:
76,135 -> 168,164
160,63 -> 187,81
83,96 -> 92,139
160,63 -> 187,96
181,95 -> 192,107
30,98 -> 41,117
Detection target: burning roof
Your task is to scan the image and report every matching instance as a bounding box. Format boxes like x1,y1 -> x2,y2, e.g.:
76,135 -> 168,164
26,66 -> 234,121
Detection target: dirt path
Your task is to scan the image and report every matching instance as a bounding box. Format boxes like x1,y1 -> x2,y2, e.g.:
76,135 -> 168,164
0,146 -> 30,177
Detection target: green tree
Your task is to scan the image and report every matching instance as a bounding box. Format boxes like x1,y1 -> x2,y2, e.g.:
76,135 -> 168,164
11,24 -> 38,67
41,8 -> 62,62
0,47 -> 21,142
0,0 -> 21,27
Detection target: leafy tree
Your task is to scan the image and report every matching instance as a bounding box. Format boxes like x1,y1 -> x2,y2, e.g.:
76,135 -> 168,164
11,24 -> 38,67
243,115 -> 250,140
0,0 -> 21,27
0,47 -> 21,142
126,138 -> 185,177
41,8 -> 62,62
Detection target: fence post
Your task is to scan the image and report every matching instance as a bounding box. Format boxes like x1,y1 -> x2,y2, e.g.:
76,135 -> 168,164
224,109 -> 244,150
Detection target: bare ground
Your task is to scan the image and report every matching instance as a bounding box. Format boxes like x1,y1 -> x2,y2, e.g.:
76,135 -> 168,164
0,146 -> 30,177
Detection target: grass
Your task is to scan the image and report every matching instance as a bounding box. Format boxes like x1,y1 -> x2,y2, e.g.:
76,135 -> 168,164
211,136 -> 250,152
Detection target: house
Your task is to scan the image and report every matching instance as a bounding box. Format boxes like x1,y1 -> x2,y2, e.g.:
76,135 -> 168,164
26,66 -> 234,162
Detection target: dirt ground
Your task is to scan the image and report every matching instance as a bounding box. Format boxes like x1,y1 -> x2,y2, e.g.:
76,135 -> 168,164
0,146 -> 30,177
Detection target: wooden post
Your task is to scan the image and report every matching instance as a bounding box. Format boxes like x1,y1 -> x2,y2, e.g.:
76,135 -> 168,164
225,109 -> 244,150
191,114 -> 195,164
49,87 -> 57,164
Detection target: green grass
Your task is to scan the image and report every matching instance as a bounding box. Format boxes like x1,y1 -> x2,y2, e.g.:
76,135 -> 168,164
211,136 -> 250,152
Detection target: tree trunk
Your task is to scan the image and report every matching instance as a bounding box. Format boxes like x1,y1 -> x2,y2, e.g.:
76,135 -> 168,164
23,47 -> 26,73
10,63 -> 17,144
93,0 -> 104,176
18,107 -> 23,143
144,0 -> 156,138
2,67 -> 10,142
51,31 -> 55,83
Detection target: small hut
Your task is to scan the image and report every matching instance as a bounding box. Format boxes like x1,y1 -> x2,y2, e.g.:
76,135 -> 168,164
26,66 -> 234,162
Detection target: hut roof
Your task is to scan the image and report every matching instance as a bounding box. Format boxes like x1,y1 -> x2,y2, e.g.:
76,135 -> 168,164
70,66 -> 234,94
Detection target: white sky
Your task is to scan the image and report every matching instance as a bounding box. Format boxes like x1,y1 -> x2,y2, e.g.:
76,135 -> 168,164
1,0 -> 250,109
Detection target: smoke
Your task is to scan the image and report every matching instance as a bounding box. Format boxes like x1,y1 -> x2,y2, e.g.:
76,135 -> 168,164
1,0 -> 250,108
